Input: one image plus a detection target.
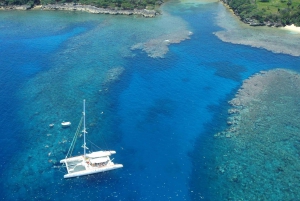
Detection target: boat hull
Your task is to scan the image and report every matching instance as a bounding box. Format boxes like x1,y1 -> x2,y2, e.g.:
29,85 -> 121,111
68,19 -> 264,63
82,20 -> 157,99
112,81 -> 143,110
64,164 -> 123,178
61,121 -> 71,128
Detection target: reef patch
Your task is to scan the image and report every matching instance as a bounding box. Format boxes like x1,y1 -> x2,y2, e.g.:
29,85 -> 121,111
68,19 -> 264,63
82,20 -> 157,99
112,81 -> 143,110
212,69 -> 300,200
131,30 -> 192,58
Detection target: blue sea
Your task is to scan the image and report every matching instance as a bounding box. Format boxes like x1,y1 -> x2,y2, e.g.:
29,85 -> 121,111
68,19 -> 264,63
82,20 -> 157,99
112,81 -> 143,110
1,1 -> 300,200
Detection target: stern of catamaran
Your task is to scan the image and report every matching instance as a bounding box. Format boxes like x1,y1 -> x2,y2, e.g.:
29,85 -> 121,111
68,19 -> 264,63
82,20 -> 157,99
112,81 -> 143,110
63,162 -> 123,178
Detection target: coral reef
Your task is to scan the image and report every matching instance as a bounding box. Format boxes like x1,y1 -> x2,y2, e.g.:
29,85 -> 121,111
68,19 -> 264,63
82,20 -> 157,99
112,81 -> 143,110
131,30 -> 192,58
212,69 -> 300,200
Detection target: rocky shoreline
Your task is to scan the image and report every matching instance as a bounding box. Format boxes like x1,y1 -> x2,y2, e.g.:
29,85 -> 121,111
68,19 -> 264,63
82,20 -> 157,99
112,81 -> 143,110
0,3 -> 158,17
0,4 -> 32,10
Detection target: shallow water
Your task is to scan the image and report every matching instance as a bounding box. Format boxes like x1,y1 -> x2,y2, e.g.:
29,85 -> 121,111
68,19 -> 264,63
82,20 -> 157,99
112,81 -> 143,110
209,69 -> 300,200
214,3 -> 300,56
0,1 -> 300,200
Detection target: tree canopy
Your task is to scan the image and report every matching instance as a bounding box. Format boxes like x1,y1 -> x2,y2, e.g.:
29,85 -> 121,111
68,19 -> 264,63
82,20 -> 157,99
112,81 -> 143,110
224,0 -> 300,26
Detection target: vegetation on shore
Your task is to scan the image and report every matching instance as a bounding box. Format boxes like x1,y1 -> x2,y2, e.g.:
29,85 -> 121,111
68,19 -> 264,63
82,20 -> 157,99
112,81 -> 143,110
0,0 -> 163,10
222,0 -> 300,26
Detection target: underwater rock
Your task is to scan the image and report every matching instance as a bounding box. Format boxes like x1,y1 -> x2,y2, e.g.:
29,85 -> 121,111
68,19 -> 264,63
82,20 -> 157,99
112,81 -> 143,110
102,66 -> 125,86
225,133 -> 231,138
228,108 -> 239,114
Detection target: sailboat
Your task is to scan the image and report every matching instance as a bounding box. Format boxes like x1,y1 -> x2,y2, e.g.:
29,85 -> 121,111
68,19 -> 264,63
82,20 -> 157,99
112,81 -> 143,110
60,100 -> 123,179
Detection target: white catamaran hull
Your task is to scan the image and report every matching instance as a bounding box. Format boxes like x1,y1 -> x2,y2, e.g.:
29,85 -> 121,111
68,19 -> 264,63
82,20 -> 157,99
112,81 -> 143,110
64,164 -> 123,178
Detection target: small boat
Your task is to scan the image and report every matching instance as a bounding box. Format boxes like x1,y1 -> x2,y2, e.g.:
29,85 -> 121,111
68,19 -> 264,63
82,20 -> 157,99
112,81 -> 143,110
61,121 -> 71,128
60,100 -> 123,178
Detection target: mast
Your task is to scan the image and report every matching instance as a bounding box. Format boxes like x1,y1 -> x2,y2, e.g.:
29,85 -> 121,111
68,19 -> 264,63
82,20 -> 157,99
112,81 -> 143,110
83,99 -> 86,158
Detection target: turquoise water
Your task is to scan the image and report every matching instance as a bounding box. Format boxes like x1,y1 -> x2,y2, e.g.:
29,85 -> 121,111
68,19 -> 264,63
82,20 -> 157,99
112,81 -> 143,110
0,2 -> 300,200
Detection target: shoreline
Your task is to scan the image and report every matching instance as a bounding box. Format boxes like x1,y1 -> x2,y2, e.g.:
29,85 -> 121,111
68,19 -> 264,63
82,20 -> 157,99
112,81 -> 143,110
0,3 -> 159,17
219,0 -> 298,28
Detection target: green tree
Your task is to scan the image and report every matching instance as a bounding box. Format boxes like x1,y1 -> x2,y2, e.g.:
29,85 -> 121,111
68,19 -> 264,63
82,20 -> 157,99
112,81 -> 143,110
287,0 -> 292,8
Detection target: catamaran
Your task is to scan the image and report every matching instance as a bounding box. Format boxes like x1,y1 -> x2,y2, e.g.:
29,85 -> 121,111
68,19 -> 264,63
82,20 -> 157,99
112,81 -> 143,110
60,100 -> 123,179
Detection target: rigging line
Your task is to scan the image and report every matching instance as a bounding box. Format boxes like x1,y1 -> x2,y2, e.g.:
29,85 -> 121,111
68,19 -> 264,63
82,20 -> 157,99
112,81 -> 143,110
99,130 -> 111,152
70,116 -> 83,157
65,116 -> 83,158
58,160 -> 66,172
57,165 -> 67,173
87,139 -> 102,150
85,125 -> 110,152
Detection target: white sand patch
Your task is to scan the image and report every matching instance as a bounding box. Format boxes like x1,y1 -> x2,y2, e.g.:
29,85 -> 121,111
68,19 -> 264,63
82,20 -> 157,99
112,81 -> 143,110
282,24 -> 300,34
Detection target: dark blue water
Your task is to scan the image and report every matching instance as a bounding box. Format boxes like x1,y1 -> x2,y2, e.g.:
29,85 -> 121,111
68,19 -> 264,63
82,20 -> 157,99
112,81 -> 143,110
0,3 -> 300,201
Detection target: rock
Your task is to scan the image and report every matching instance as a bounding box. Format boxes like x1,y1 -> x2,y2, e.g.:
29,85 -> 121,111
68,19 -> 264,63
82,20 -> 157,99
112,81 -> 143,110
217,166 -> 225,173
231,175 -> 239,182
243,18 -> 265,26
228,108 -> 239,114
0,3 -> 159,18
41,4 -> 158,17
0,4 -> 31,10
225,133 -> 231,138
